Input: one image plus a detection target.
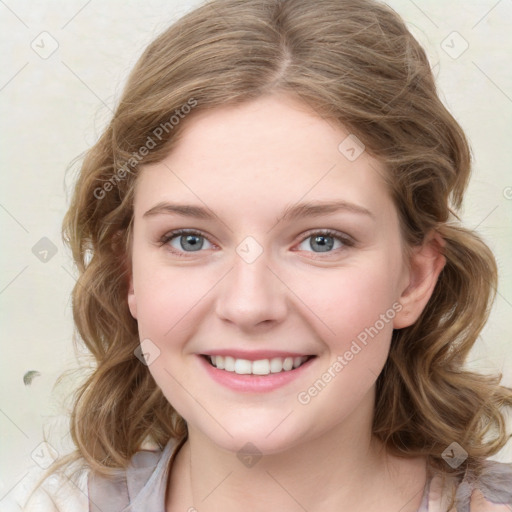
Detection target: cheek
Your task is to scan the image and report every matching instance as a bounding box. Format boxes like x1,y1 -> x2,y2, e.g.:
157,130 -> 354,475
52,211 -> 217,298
132,262 -> 215,341
302,262 -> 400,343
299,269 -> 398,409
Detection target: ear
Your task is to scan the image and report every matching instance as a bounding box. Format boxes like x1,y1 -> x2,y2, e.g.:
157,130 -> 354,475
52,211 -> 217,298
123,225 -> 138,320
127,273 -> 137,319
393,230 -> 446,329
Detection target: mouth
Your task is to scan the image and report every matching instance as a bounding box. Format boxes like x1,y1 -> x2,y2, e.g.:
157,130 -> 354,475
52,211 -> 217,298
200,354 -> 316,376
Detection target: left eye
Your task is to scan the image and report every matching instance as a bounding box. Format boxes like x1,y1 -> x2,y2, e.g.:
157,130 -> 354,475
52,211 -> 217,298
296,230 -> 353,253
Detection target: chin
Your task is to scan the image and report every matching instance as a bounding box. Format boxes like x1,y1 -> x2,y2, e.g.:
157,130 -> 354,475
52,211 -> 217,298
191,414 -> 310,456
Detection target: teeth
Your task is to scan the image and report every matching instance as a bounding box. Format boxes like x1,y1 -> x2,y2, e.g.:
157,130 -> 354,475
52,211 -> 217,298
234,359 -> 252,374
283,357 -> 293,371
270,357 -> 283,373
224,356 -> 235,372
252,359 -> 270,375
207,355 -> 310,375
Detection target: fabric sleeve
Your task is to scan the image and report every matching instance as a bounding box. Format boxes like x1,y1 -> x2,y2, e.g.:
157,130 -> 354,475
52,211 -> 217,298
87,449 -> 165,512
455,460 -> 512,511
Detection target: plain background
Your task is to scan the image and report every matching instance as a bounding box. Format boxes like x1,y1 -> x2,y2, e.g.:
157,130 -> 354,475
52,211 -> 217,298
1,0 -> 511,505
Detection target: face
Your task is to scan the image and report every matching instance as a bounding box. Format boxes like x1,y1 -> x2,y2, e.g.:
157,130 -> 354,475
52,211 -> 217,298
127,93 -> 416,455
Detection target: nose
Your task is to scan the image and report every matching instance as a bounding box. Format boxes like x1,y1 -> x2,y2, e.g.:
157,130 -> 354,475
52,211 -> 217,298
214,249 -> 288,332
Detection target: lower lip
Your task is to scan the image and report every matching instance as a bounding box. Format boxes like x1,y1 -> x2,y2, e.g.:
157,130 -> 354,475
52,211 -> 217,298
197,355 -> 316,393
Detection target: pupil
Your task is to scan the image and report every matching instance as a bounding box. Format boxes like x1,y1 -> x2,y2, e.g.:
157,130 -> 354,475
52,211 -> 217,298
312,235 -> 333,252
181,234 -> 203,251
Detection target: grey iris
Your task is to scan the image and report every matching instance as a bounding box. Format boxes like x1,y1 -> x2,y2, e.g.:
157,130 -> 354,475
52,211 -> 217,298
311,235 -> 334,252
181,234 -> 204,251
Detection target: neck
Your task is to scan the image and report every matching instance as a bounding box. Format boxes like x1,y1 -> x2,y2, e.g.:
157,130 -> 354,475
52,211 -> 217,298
166,388 -> 427,511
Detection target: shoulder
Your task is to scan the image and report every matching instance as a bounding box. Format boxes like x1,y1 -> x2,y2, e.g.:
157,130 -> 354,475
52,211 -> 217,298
428,459 -> 512,512
12,437 -> 180,512
456,459 -> 512,511
87,437 -> 181,511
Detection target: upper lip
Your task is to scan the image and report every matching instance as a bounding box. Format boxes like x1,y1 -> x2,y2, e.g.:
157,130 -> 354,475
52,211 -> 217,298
199,349 -> 315,361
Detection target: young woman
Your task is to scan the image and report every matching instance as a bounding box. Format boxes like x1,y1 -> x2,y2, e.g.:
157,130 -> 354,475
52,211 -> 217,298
23,0 -> 512,510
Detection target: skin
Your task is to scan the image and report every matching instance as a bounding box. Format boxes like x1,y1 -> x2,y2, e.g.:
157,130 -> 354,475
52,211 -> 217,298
127,93 -> 446,511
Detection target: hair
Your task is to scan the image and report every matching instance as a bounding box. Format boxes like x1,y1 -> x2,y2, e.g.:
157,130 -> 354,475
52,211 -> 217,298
29,0 -> 512,505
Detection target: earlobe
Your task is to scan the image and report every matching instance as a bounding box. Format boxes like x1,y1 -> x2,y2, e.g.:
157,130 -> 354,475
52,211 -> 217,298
393,230 -> 446,330
127,275 -> 137,319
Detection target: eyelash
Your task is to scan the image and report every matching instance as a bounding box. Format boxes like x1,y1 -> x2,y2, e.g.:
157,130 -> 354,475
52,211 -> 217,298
159,228 -> 355,258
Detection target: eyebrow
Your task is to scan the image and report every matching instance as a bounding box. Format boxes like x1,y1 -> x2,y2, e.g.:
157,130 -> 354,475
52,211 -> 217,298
143,200 -> 375,222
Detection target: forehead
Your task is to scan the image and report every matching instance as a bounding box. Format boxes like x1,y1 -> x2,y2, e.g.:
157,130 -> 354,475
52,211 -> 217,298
133,94 -> 395,226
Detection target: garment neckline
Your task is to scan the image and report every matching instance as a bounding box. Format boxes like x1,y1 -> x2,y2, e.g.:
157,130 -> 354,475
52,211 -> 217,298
158,437 -> 437,511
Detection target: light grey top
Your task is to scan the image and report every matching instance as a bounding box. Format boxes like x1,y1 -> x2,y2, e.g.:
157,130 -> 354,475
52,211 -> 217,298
88,437 -> 185,512
17,437 -> 512,511
87,438 -> 512,512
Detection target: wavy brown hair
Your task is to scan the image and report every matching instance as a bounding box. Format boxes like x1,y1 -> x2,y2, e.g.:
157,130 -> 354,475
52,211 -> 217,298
29,0 -> 512,503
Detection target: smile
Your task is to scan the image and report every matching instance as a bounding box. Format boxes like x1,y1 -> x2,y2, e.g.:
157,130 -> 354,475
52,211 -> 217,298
198,350 -> 318,392
204,355 -> 313,375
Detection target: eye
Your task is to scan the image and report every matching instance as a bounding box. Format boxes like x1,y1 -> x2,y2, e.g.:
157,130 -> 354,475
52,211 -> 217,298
161,229 -> 214,255
296,229 -> 354,254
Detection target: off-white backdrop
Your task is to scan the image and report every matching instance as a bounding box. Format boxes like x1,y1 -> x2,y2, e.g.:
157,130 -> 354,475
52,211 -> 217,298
1,0 -> 511,507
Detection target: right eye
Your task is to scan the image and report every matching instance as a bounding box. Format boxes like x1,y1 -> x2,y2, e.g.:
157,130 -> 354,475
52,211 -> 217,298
160,229 -> 215,256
